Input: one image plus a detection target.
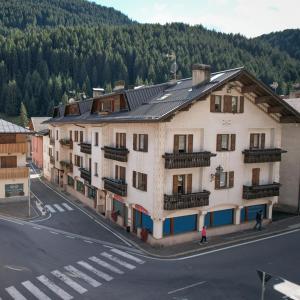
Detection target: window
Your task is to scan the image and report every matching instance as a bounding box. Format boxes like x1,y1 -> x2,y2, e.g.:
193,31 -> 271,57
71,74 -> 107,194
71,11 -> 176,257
48,147 -> 52,157
211,95 -> 244,113
80,131 -> 83,143
215,171 -> 234,189
0,156 -> 17,168
56,151 -> 59,161
174,134 -> 193,153
87,186 -> 97,200
74,155 -> 82,167
94,132 -> 99,146
5,184 -> 24,197
132,171 -> 147,191
116,133 -> 126,148
173,174 -> 192,194
94,162 -> 98,176
56,130 -> 58,140
115,165 -> 126,182
133,134 -> 148,152
67,176 -> 74,187
232,96 -> 238,113
216,134 -> 236,151
250,133 -> 265,149
252,168 -> 260,186
69,131 -> 72,141
215,95 -> 222,112
74,131 -> 78,142
76,180 -> 85,194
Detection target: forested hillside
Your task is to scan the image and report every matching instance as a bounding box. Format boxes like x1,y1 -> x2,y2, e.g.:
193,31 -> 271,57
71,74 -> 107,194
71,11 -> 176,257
0,1 -> 299,117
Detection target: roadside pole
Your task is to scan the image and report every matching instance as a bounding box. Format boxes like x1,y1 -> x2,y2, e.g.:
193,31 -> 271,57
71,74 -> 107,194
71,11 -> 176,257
28,173 -> 31,217
261,271 -> 265,300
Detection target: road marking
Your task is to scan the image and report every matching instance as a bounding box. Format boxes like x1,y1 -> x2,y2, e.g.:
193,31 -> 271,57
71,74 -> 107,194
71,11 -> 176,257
5,286 -> 27,300
100,252 -> 136,270
54,204 -> 65,212
22,281 -> 51,300
62,203 -> 74,211
33,226 -> 41,230
66,235 -> 75,239
167,281 -> 207,295
89,256 -> 124,275
64,265 -> 101,287
50,231 -> 59,235
77,261 -> 113,281
84,240 -> 93,244
37,275 -> 73,300
288,223 -> 300,229
51,270 -> 87,295
45,205 -> 56,213
111,248 -> 145,264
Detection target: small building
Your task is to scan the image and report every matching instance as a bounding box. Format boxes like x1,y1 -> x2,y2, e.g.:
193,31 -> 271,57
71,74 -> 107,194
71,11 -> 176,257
278,98 -> 300,213
0,119 -> 31,202
29,117 -> 50,169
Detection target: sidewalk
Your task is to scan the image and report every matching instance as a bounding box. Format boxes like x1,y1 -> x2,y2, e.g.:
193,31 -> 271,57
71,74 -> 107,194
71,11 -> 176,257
41,178 -> 300,257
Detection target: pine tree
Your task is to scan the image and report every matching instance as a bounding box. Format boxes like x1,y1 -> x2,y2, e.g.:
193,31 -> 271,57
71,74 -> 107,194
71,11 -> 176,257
20,102 -> 29,128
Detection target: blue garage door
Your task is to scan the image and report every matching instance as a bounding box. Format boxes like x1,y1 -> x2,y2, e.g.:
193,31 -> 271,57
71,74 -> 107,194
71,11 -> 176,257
173,214 -> 197,234
163,218 -> 171,236
213,209 -> 234,227
241,204 -> 267,223
142,213 -> 153,233
113,199 -> 124,217
205,212 -> 211,227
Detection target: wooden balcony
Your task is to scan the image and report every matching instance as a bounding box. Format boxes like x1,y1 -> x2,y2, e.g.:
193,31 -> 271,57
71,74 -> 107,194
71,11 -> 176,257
102,146 -> 129,162
59,139 -> 73,149
103,177 -> 127,196
0,167 -> 29,180
163,151 -> 216,169
0,142 -> 27,154
80,143 -> 92,154
50,156 -> 55,164
50,138 -> 55,145
79,168 -> 91,183
164,191 -> 210,210
243,182 -> 280,200
60,161 -> 73,173
242,148 -> 287,163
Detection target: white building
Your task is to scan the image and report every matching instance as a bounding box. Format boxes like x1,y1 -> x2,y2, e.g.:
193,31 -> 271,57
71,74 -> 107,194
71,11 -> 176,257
45,64 -> 300,245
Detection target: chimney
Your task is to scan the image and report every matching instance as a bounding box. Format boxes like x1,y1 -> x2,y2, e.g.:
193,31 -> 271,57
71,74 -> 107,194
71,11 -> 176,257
93,88 -> 105,98
192,64 -> 211,87
113,80 -> 125,92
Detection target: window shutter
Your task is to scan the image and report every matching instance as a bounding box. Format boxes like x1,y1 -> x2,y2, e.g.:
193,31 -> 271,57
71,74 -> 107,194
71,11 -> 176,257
144,134 -> 148,152
230,134 -> 236,151
252,168 -> 260,186
174,135 -> 179,153
143,174 -> 147,191
224,95 -> 232,113
261,133 -> 265,149
116,133 -> 119,148
250,134 -> 254,149
187,174 -> 192,193
173,175 -> 178,194
215,173 -> 220,189
70,131 -> 72,141
132,171 -> 136,188
188,135 -> 193,153
123,133 -> 126,148
229,171 -> 234,188
239,96 -> 244,113
216,134 -> 222,151
120,166 -> 126,181
115,165 -> 119,179
133,134 -> 137,151
210,95 -> 216,112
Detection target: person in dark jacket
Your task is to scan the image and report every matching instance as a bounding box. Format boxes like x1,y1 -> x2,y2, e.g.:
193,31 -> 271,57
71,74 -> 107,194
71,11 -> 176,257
254,210 -> 263,230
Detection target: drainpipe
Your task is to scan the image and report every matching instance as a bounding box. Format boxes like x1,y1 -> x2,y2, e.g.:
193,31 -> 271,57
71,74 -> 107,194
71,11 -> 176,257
297,181 -> 300,216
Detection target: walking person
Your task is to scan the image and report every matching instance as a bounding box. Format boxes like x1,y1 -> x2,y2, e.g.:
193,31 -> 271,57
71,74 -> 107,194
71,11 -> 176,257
254,210 -> 263,231
200,226 -> 207,244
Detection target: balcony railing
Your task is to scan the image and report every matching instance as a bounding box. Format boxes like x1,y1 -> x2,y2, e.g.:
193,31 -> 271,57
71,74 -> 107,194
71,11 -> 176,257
79,168 -> 91,183
102,146 -> 129,162
163,151 -> 216,169
80,143 -> 92,154
243,182 -> 280,200
60,161 -> 73,173
50,138 -> 55,145
242,148 -> 287,163
164,191 -> 210,210
50,156 -> 55,164
59,139 -> 73,149
0,167 -> 29,180
0,142 -> 27,154
103,177 -> 127,196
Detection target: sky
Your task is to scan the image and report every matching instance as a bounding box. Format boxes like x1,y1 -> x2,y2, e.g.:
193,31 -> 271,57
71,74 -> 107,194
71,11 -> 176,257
93,0 -> 300,38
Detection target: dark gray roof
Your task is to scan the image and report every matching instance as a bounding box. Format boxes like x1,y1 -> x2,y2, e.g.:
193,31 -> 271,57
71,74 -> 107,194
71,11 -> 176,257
0,119 -> 31,133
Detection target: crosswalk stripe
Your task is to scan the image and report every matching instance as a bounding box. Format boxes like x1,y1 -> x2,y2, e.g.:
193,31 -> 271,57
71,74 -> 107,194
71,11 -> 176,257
22,281 -> 51,300
45,205 -> 56,213
51,270 -> 87,295
62,203 -> 74,211
37,275 -> 73,300
77,261 -> 113,282
64,265 -> 101,287
111,248 -> 145,264
100,252 -> 136,270
54,204 -> 65,212
5,286 -> 27,300
89,256 -> 124,275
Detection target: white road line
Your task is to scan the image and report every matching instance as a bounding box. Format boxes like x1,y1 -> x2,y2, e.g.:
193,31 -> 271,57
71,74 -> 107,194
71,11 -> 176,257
64,265 -> 101,287
167,281 -> 206,295
84,240 -> 93,244
62,203 -> 74,211
51,270 -> 87,295
77,261 -> 113,282
45,205 -> 56,213
22,281 -> 51,300
54,204 -> 65,212
33,227 -> 41,230
89,256 -> 124,275
100,252 -> 136,270
66,235 -> 75,239
111,248 -> 145,264
5,286 -> 27,300
50,231 -> 59,235
37,275 -> 73,300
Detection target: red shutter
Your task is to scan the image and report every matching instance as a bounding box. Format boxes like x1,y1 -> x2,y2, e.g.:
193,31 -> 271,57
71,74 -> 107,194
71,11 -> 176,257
132,171 -> 136,188
229,171 -> 234,188
144,134 -> 148,152
210,95 -> 216,112
173,175 -> 178,194
252,168 -> 260,186
224,95 -> 232,113
230,134 -> 236,151
260,133 -> 265,149
216,134 -> 222,151
188,135 -> 193,153
133,134 -> 137,151
239,96 -> 244,113
174,135 -> 179,153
